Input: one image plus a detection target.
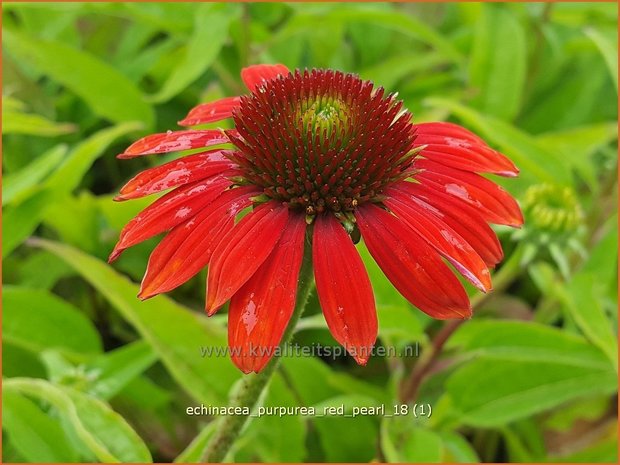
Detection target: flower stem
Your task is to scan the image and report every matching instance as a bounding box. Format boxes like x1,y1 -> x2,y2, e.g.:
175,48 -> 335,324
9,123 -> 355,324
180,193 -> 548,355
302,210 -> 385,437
399,243 -> 526,404
201,237 -> 315,463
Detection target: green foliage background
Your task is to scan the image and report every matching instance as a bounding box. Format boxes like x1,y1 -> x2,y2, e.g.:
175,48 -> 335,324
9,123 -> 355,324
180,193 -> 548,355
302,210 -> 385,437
2,2 -> 618,463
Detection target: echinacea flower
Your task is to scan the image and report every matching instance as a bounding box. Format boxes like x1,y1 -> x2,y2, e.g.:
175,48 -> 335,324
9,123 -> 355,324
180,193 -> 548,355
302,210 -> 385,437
110,64 -> 523,373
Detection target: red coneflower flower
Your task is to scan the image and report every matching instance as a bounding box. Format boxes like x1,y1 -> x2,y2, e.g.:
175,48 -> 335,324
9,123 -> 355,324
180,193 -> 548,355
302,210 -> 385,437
110,64 -> 523,373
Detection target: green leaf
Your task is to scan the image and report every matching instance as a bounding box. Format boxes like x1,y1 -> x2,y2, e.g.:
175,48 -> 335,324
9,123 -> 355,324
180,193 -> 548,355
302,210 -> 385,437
121,36 -> 179,82
3,342 -> 46,378
536,122 -> 618,190
327,372 -> 388,404
2,3 -> 83,42
440,431 -> 480,463
348,15 -> 394,67
40,351 -> 76,383
447,320 -> 612,369
510,418 -> 546,460
238,374 -> 306,462
2,123 -> 142,257
381,417 -> 443,463
2,390 -> 78,462
2,144 -> 67,206
33,239 -> 240,405
581,214 -> 618,291
2,189 -> 51,257
43,191 -> 103,254
3,286 -> 102,357
87,341 -> 158,400
377,304 -> 424,344
15,250 -> 74,290
4,29 -> 154,126
2,110 -> 76,136
359,52 -> 448,90
282,356 -> 381,462
521,56 -> 612,133
446,359 -> 617,427
469,5 -> 527,120
3,95 -> 26,111
275,8 -> 464,65
116,376 -> 171,413
501,426 -> 537,462
147,3 -> 239,103
425,98 -> 572,185
316,415 -> 377,462
4,378 -> 152,462
585,27 -> 618,90
282,356 -> 340,405
308,21 -> 344,68
174,422 -> 218,463
551,2 -> 618,27
283,353 -> 387,405
562,273 -> 618,368
112,22 -> 159,66
119,2 -> 196,34
45,121 -> 144,195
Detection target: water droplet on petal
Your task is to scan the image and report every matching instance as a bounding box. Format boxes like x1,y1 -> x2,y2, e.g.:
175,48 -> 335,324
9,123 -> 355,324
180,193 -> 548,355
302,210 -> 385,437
175,207 -> 192,218
242,297 -> 258,335
446,183 -> 471,201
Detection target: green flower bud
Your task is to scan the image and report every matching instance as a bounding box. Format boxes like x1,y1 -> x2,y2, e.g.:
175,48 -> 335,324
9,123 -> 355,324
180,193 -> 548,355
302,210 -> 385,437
522,184 -> 584,234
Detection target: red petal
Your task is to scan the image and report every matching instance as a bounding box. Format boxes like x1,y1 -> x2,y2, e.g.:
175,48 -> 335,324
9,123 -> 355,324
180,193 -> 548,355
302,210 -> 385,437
385,188 -> 492,292
395,181 -> 504,267
109,176 -> 231,262
415,159 -> 524,227
118,130 -> 233,159
178,96 -> 242,126
116,150 -> 237,201
241,64 -> 289,92
413,122 -> 486,145
413,123 -> 518,177
206,201 -> 289,315
139,186 -> 259,299
313,214 -> 377,365
228,215 -> 307,373
356,204 -> 472,319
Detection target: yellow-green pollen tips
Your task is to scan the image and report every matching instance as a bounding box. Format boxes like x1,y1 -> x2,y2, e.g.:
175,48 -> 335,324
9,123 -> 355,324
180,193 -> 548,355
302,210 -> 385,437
300,99 -> 349,144
523,184 -> 584,234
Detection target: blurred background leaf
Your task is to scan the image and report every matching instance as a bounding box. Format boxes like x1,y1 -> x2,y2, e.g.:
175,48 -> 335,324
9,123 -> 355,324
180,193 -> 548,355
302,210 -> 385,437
4,29 -> 154,128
